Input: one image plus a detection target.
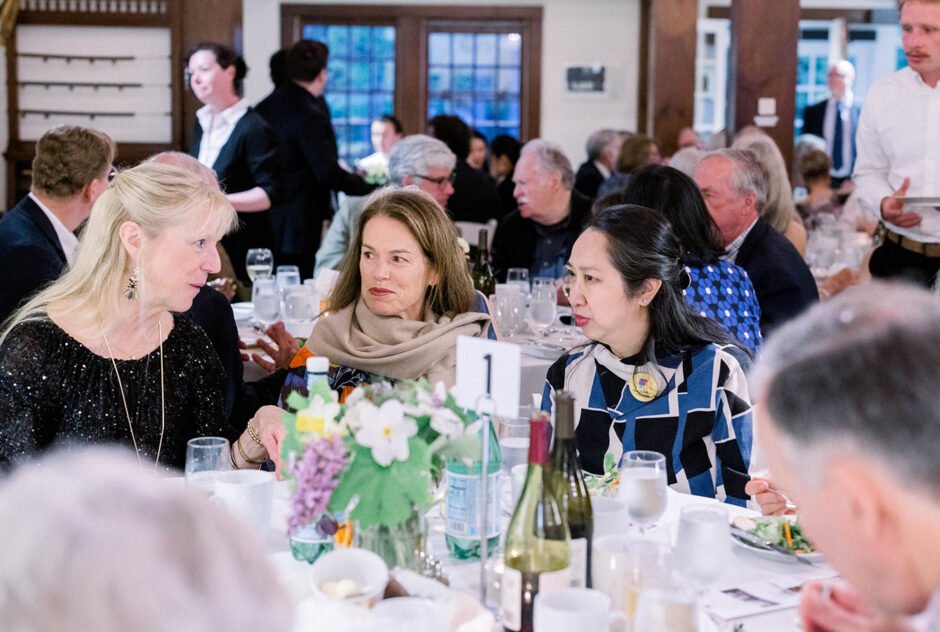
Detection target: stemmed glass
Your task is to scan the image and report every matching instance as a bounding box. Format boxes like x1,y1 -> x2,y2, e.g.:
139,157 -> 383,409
506,267 -> 530,295
528,280 -> 557,337
245,248 -> 273,283
185,436 -> 232,494
618,450 -> 668,536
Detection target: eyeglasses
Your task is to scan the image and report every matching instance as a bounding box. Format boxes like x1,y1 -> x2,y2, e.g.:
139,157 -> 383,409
412,172 -> 456,186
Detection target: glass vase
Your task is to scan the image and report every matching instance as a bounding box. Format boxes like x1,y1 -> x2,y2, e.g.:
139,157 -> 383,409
353,507 -> 427,571
289,521 -> 335,564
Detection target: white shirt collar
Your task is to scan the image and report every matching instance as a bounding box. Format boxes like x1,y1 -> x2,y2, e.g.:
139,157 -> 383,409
29,192 -> 79,265
196,98 -> 250,168
593,159 -> 611,180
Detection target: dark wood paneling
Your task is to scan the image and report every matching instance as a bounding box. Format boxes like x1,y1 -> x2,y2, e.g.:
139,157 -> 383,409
647,0 -> 697,155
636,0 -> 650,136
727,0 -> 800,166
181,0 -> 242,151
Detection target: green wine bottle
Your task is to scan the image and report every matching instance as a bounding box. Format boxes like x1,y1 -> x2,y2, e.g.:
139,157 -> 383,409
549,391 -> 594,587
471,228 -> 496,297
502,415 -> 570,632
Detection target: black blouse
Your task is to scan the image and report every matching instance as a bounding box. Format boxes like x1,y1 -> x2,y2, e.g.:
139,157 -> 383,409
0,313 -> 235,471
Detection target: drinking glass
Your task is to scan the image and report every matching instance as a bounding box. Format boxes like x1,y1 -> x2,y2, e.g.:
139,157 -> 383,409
282,285 -> 317,323
245,248 -> 273,283
673,505 -> 729,588
529,283 -> 557,335
276,265 -> 301,289
634,586 -> 701,632
506,267 -> 530,294
618,450 -> 668,535
252,278 -> 280,326
497,415 -> 531,474
185,436 -> 232,494
494,285 -> 527,337
592,536 -> 673,618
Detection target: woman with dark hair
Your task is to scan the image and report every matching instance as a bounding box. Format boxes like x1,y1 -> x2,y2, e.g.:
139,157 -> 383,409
186,42 -> 283,286
596,135 -> 662,199
621,164 -> 762,353
541,205 -> 756,507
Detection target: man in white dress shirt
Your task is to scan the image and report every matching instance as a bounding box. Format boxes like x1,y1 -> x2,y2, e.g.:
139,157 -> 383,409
0,125 -> 114,323
855,0 -> 940,286
753,283 -> 940,632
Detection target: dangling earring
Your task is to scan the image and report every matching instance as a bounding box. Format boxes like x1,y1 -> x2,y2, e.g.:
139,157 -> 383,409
123,267 -> 139,300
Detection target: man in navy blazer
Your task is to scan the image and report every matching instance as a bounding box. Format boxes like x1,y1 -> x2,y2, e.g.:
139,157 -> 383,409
254,39 -> 375,278
695,149 -> 818,336
0,126 -> 114,323
801,60 -> 861,187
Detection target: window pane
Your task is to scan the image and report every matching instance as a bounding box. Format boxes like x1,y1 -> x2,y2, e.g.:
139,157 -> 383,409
326,93 -> 347,119
429,33 -> 451,65
814,56 -> 828,85
328,59 -> 348,91
429,66 -> 451,93
350,62 -> 370,90
797,56 -> 809,86
454,33 -> 474,65
351,26 -> 371,57
373,60 -> 394,92
454,66 -> 474,92
349,93 -> 370,120
475,67 -> 496,92
327,26 -> 348,57
474,99 -> 495,123
372,92 -> 393,114
498,33 -> 521,65
496,100 -> 519,123
303,25 -> 327,42
476,33 -> 497,65
455,96 -> 474,123
498,68 -> 520,94
374,26 -> 396,58
428,98 -> 448,117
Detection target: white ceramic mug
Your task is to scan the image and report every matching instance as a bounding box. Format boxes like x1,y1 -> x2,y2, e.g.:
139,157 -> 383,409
213,470 -> 274,535
591,496 -> 630,538
533,587 -> 626,632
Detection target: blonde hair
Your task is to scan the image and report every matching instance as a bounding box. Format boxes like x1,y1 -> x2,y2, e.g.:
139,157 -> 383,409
329,188 -> 475,316
732,134 -> 799,235
0,162 -> 236,344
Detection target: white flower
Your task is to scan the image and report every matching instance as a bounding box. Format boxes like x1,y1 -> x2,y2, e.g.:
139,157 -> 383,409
429,406 -> 464,438
355,399 -> 417,467
296,394 -> 342,435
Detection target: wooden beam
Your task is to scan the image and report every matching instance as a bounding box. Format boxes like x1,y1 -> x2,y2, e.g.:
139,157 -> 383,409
646,0 -> 697,155
636,0 -> 650,136
727,0 -> 799,166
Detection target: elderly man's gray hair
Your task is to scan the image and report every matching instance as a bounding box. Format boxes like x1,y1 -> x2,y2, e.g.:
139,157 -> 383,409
521,139 -> 575,190
752,282 -> 940,492
585,129 -> 620,162
388,134 -> 456,186
703,148 -> 768,213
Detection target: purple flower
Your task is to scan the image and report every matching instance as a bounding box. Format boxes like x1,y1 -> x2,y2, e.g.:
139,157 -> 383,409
286,435 -> 348,535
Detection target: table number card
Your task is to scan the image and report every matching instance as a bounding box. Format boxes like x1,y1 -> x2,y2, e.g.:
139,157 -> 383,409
455,336 -> 521,418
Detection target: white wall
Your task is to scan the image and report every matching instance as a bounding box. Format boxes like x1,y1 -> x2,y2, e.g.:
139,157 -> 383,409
242,0 -> 641,166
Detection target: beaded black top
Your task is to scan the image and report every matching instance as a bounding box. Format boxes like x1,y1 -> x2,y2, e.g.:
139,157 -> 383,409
0,313 -> 235,471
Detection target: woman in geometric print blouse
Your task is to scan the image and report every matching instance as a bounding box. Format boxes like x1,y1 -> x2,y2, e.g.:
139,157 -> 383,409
541,204 -> 757,506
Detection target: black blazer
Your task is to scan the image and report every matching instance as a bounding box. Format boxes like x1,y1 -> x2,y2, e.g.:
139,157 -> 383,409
0,196 -> 68,323
254,83 -> 374,254
492,189 -> 594,282
447,160 -> 502,223
574,160 -> 605,199
801,98 -> 861,172
189,109 -> 284,206
734,217 -> 818,335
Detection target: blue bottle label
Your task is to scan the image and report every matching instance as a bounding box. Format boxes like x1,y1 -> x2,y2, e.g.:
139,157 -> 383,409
444,470 -> 501,538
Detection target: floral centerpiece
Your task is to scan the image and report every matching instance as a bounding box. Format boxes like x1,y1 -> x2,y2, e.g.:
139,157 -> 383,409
280,379 -> 481,567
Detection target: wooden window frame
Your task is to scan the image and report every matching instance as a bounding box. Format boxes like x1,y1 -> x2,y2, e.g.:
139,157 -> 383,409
280,4 -> 542,141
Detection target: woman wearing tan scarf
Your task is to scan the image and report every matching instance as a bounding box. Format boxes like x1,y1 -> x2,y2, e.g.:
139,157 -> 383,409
305,188 -> 490,388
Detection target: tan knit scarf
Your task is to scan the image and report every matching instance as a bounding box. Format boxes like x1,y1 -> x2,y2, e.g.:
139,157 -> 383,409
306,298 -> 491,388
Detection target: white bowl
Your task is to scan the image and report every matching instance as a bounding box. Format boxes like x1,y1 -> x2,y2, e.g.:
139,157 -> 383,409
310,548 -> 389,608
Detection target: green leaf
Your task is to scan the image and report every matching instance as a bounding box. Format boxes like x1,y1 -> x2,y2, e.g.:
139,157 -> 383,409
286,391 -> 308,412
603,452 -> 617,474
435,434 -> 482,462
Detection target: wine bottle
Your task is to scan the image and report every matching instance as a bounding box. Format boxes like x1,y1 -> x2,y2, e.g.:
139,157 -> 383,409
444,416 -> 502,559
471,228 -> 496,297
502,415 -> 570,632
549,392 -> 594,587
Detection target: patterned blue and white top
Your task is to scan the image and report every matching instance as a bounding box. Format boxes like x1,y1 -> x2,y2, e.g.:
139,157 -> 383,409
541,342 -> 755,507
684,261 -> 763,354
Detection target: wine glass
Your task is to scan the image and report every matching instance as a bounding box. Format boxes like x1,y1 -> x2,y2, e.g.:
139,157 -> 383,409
494,284 -> 527,337
528,283 -> 557,337
252,278 -> 280,326
673,505 -> 729,590
506,267 -> 530,294
245,248 -> 273,283
618,450 -> 668,535
185,436 -> 232,494
633,585 -> 700,632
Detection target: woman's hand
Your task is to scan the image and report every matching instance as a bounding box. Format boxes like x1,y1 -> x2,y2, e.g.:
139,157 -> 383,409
745,477 -> 796,515
799,581 -> 916,632
252,405 -> 287,479
251,322 -> 301,373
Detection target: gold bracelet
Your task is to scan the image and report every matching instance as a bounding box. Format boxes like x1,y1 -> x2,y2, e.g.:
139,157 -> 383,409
246,419 -> 264,448
236,436 -> 265,466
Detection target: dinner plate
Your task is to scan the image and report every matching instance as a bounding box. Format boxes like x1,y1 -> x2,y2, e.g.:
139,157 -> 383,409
729,517 -> 824,563
519,340 -> 567,361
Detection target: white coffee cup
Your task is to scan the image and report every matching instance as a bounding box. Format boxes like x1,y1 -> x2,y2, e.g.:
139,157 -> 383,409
213,470 -> 274,535
534,587 -> 626,632
591,496 -> 629,538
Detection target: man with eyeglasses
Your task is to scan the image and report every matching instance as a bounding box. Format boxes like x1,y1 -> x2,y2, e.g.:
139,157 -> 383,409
0,125 -> 115,323
314,134 -> 456,275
